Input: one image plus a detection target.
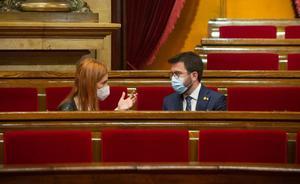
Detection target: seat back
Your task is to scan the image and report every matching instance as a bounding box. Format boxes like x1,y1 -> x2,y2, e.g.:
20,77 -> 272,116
288,54 -> 300,70
45,87 -> 72,111
102,129 -> 189,162
136,86 -> 174,110
296,132 -> 300,164
207,53 -> 279,70
98,86 -> 127,110
227,87 -> 300,111
4,130 -> 92,164
285,26 -> 300,38
0,88 -> 38,112
219,26 -> 277,38
198,129 -> 287,163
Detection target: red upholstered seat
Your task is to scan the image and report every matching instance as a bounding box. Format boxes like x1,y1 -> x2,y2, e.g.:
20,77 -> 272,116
0,88 -> 38,112
45,87 -> 72,111
207,53 -> 279,70
198,129 -> 287,163
227,87 -> 300,111
288,54 -> 300,70
296,132 -> 300,164
102,129 -> 189,162
4,130 -> 92,164
285,26 -> 300,38
136,86 -> 174,110
219,26 -> 277,38
99,86 -> 127,110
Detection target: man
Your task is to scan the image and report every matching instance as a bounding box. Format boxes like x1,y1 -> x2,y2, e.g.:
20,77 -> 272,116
163,51 -> 226,111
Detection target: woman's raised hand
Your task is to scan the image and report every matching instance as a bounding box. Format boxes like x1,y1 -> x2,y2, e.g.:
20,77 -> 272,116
116,91 -> 137,111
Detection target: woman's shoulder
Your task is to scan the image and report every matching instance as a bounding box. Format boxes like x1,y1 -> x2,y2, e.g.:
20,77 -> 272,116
58,98 -> 77,111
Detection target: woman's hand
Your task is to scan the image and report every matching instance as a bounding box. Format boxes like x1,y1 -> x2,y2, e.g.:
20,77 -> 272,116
116,92 -> 137,111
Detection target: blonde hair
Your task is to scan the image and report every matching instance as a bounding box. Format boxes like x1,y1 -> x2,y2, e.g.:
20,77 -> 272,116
60,56 -> 108,111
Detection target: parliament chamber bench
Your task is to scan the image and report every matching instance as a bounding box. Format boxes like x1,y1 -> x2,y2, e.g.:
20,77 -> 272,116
207,18 -> 300,39
195,46 -> 300,70
1,70 -> 300,111
0,111 -> 299,164
1,162 -> 300,184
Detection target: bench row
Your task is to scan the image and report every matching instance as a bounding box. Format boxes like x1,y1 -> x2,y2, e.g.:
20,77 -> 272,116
2,129 -> 298,164
208,19 -> 300,39
1,86 -> 300,111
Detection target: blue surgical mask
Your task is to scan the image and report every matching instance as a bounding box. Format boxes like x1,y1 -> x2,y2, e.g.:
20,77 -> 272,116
171,75 -> 188,94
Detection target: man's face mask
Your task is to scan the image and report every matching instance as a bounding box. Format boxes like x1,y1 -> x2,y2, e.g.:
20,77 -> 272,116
171,74 -> 189,94
97,85 -> 110,101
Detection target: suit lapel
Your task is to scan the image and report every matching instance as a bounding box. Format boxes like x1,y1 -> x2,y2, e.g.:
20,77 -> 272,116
174,93 -> 183,110
196,85 -> 210,111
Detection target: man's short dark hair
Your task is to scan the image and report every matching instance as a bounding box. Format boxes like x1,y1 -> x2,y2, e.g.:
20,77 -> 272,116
168,51 -> 203,81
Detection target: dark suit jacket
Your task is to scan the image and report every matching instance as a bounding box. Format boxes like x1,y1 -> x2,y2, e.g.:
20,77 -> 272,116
163,85 -> 226,111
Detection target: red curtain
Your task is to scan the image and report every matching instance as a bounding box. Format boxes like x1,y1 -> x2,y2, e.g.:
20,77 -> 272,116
126,0 -> 185,69
292,0 -> 300,17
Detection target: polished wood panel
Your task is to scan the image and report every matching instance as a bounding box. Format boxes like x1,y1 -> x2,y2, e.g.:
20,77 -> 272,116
202,38 -> 300,46
1,163 -> 300,184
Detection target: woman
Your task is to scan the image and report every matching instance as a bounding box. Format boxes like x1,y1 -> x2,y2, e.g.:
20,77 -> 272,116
58,57 -> 137,111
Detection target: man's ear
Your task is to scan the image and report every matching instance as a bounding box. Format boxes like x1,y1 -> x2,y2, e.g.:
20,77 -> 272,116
191,71 -> 198,81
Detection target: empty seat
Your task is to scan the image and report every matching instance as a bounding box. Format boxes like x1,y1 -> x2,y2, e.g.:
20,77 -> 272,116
227,87 -> 300,111
45,87 -> 72,111
219,26 -> 277,38
0,88 -> 38,112
287,54 -> 300,70
4,130 -> 92,164
285,26 -> 300,38
98,86 -> 127,110
199,129 -> 287,163
102,129 -> 189,162
296,132 -> 300,164
207,53 -> 279,70
136,86 -> 174,110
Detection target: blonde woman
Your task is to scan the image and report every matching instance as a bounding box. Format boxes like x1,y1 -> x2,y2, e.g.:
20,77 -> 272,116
59,57 -> 136,111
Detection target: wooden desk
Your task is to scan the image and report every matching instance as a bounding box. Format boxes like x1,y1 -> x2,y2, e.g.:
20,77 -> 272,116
0,22 -> 121,70
1,162 -> 300,184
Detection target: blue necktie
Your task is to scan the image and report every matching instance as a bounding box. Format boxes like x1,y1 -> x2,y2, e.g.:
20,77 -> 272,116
185,96 -> 192,111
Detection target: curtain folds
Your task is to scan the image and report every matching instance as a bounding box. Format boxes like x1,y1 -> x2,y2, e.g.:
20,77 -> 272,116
126,0 -> 185,69
292,0 -> 300,17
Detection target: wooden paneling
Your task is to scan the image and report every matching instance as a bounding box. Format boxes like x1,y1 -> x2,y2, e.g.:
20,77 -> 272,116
1,163 -> 300,184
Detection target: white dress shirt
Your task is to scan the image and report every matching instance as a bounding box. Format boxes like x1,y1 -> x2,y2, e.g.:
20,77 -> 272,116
183,83 -> 201,111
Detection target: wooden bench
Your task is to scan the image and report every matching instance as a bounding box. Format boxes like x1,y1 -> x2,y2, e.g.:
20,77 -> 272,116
195,46 -> 300,70
208,18 -> 300,39
0,111 -> 299,164
1,70 -> 300,110
1,162 -> 300,184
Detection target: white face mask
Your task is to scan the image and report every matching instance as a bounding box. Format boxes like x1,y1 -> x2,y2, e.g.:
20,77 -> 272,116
97,85 -> 110,101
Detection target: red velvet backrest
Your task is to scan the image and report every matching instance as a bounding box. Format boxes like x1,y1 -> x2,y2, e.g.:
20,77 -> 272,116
285,26 -> 300,38
296,132 -> 300,164
45,87 -> 72,111
288,54 -> 300,70
0,88 -> 38,112
4,130 -> 93,164
136,86 -> 174,110
219,26 -> 277,38
199,129 -> 287,163
207,53 -> 279,70
99,86 -> 127,110
102,129 -> 189,162
227,87 -> 300,111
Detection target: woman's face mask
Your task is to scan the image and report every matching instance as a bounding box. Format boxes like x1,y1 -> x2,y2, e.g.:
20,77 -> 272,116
97,85 -> 110,101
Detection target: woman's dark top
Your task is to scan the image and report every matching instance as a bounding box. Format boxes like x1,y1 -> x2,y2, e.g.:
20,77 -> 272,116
58,98 -> 77,111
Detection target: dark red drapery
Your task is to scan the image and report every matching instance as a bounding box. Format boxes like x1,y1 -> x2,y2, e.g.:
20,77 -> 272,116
125,0 -> 185,69
292,0 -> 300,17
